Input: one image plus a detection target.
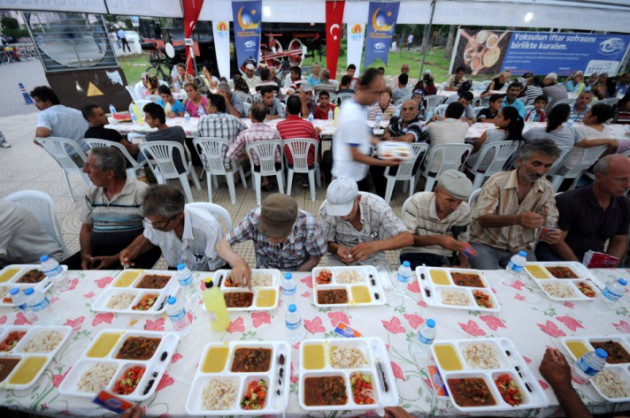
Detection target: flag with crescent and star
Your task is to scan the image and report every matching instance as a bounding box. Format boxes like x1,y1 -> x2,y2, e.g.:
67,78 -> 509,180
231,0 -> 262,69
326,0 -> 345,80
364,1 -> 400,68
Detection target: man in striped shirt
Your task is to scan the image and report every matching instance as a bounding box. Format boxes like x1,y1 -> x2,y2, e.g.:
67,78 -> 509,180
277,95 -> 320,168
64,147 -> 161,270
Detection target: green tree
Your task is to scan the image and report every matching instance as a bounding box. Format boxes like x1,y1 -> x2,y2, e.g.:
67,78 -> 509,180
1,16 -> 29,40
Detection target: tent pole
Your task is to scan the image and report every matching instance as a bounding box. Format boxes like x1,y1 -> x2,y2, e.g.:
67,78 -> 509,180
419,0 -> 437,79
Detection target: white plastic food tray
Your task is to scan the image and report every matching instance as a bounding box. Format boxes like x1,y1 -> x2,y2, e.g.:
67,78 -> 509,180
211,269 -> 280,311
0,264 -> 63,306
524,262 -> 601,302
312,266 -> 387,307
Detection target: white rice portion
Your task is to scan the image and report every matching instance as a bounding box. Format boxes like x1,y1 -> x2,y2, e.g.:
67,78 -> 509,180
441,289 -> 472,306
202,378 -> 238,410
77,363 -> 118,393
330,345 -> 368,368
542,282 -> 577,299
593,369 -> 630,398
336,270 -> 365,284
251,273 -> 274,287
22,331 -> 63,353
106,293 -> 136,310
463,342 -> 501,369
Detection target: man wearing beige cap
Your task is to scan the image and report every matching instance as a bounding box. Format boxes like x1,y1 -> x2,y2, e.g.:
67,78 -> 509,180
319,177 -> 413,270
216,194 -> 327,286
299,81 -> 318,117
244,62 -> 261,91
542,72 -> 568,112
400,170 -> 473,269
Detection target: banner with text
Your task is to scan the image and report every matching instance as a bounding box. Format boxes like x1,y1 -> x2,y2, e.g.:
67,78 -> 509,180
231,0 -> 262,70
451,29 -> 630,77
326,0 -> 345,80
364,1 -> 399,68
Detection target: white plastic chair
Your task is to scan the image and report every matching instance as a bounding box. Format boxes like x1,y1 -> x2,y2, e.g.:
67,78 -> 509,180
547,146 -> 573,175
394,94 -> 412,107
548,145 -> 607,192
383,143 -> 429,204
186,202 -> 232,234
36,137 -> 91,201
283,138 -> 321,201
468,188 -> 482,207
421,143 -> 473,192
192,137 -> 247,205
472,106 -> 485,117
466,141 -> 519,189
139,141 -> 201,203
551,98 -> 576,109
433,104 -> 448,118
5,190 -> 70,259
245,139 -> 285,206
147,94 -> 161,103
85,138 -> 147,180
423,95 -> 444,118
125,85 -> 139,101
336,92 -> 355,106
601,97 -> 619,107
243,101 -> 252,116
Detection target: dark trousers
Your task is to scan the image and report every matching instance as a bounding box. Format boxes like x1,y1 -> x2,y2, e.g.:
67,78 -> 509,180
400,252 -> 452,270
64,245 -> 162,270
121,38 -> 131,52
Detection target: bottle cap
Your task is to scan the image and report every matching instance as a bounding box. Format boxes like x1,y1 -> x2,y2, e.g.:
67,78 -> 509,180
167,296 -> 176,305
618,278 -> 628,286
402,261 -> 410,267
288,304 -> 296,313
24,288 -> 34,295
426,319 -> 436,328
177,263 -> 186,271
9,287 -> 20,296
595,348 -> 608,359
205,278 -> 214,288
284,272 -> 292,280
518,250 -> 528,257
39,255 -> 49,262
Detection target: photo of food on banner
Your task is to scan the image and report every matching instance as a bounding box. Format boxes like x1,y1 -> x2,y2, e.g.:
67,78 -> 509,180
452,29 -> 511,76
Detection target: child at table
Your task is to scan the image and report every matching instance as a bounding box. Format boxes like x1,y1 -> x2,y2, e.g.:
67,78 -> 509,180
525,95 -> 548,122
314,90 -> 336,120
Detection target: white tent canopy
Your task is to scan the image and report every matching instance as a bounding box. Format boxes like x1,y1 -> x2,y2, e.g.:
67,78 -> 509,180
1,0 -> 629,33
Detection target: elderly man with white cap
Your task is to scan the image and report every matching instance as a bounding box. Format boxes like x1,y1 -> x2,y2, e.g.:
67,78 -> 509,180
299,81 -> 318,117
244,63 -> 261,91
542,72 -> 568,112
400,170 -> 474,269
319,177 -> 413,270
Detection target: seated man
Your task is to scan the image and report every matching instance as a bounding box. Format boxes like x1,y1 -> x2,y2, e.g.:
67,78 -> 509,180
536,154 -> 630,265
383,99 -> 425,143
216,194 -> 327,284
400,170 -> 473,269
260,86 -> 285,120
156,85 -> 185,117
217,82 -> 246,118
336,75 -> 355,95
319,177 -> 413,270
501,82 -> 526,118
0,200 -> 63,266
143,103 -> 187,174
82,104 -> 139,158
392,73 -> 412,104
197,93 -> 247,170
255,68 -> 280,94
426,102 -> 469,172
64,147 -> 161,270
567,90 -> 593,123
468,139 -> 562,269
444,67 -> 466,92
314,69 -> 338,94
476,94 -> 504,124
299,82 -> 318,116
119,185 -> 226,271
314,90 -> 335,120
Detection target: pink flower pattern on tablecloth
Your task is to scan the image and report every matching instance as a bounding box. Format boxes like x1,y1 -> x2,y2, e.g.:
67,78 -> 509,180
391,361 -> 405,380
515,294 -> 525,301
613,320 -> 630,334
511,280 -> 525,290
304,317 -> 325,334
145,317 -> 165,331
92,312 -> 114,326
52,368 -> 70,387
156,372 -> 174,391
83,291 -> 95,299
0,316 -> 7,325
538,379 -> 549,390
252,312 -> 271,328
407,281 -> 420,294
556,315 -> 584,332
382,317 -> 406,334
327,311 -> 350,328
301,291 -> 311,298
479,315 -> 506,331
14,312 -> 32,325
227,317 -> 245,333
301,276 -> 313,288
537,320 -> 566,338
459,320 -> 486,337
523,355 -> 532,364
95,276 -> 113,288
417,300 -> 427,308
171,353 -> 183,363
64,316 -> 84,331
59,278 -> 78,293
403,313 -> 424,330
563,301 -> 575,309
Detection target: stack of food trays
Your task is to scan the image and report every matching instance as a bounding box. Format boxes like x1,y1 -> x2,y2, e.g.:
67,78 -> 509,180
312,266 -> 387,307
523,262 -> 600,302
299,337 -> 399,411
91,269 -> 179,315
431,337 -> 548,412
186,341 -> 290,415
0,264 -> 60,306
211,269 -> 280,311
59,329 -> 178,400
0,325 -> 71,390
417,267 -> 500,312
561,335 -> 630,402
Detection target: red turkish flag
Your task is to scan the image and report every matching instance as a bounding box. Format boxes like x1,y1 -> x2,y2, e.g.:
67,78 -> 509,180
183,0 -> 205,75
326,0 -> 345,80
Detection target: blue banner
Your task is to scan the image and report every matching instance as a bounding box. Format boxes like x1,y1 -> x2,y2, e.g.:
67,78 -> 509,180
364,1 -> 400,68
231,0 -> 262,71
502,32 -> 630,76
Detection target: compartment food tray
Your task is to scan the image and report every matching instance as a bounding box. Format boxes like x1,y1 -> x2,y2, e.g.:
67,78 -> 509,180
312,266 -> 387,307
0,264 -> 65,306
211,269 -> 281,311
524,262 -> 601,302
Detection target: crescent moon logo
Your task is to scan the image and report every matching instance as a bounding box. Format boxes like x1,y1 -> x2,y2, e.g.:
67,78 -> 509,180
329,23 -> 340,41
237,6 -> 260,30
371,7 -> 394,32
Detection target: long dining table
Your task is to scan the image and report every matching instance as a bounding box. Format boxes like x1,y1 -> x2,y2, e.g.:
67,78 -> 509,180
2,266 -> 630,417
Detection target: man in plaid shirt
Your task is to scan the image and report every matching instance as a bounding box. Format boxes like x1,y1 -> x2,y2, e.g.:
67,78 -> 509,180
197,94 -> 247,170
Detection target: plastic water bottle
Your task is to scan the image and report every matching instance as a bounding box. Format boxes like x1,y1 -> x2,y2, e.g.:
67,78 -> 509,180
131,112 -> 139,125
175,263 -> 194,302
502,251 -> 527,286
40,255 -> 64,282
24,288 -> 60,325
572,349 -> 608,386
333,106 -> 340,125
592,278 -> 628,313
184,111 -> 191,122
426,109 -> 434,121
9,288 -> 38,323
393,107 -> 401,118
328,108 -> 333,121
285,303 -> 302,345
174,81 -> 180,92
282,272 -> 296,303
166,296 -> 191,335
395,261 -> 412,295
109,104 -> 117,115
308,112 -> 314,122
375,113 -> 382,128
414,318 -> 437,361
198,105 -> 206,117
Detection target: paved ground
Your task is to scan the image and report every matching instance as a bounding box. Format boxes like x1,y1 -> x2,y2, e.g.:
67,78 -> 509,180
0,59 -> 47,118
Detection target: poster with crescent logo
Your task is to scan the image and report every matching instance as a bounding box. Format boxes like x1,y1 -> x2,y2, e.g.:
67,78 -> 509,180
231,0 -> 262,70
326,0 -> 345,80
363,1 -> 400,68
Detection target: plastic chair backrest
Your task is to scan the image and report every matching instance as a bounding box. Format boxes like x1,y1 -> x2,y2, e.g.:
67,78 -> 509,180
246,139 -> 283,175
129,100 -> 151,115
37,137 -> 87,171
560,145 -> 607,178
125,85 -> 139,101
424,95 -> 444,110
85,138 -> 140,169
434,104 -> 448,117
425,143 -> 473,174
337,92 -> 354,106
5,190 -> 69,258
147,95 -> 161,103
193,137 -> 231,175
186,202 -> 233,233
468,188 -> 482,207
243,101 -> 252,116
283,138 -> 319,172
552,98 -> 575,109
547,146 -> 573,174
139,141 -> 187,179
388,143 -> 429,179
470,141 -> 519,174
